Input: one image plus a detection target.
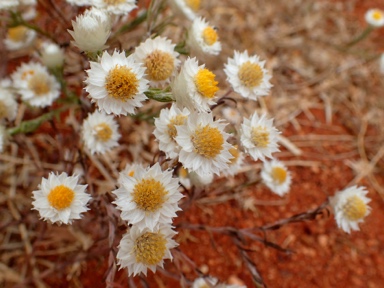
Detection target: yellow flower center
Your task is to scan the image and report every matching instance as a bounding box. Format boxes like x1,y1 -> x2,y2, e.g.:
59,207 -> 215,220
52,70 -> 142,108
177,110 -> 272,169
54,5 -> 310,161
167,115 -> 187,139
372,10 -> 383,21
134,232 -> 167,266
271,166 -> 287,184
145,50 -> 175,82
21,70 -> 35,80
251,126 -> 270,148
179,167 -> 188,178
7,26 -> 28,42
94,123 -> 113,142
28,73 -> 51,96
185,0 -> 200,11
228,145 -> 240,165
191,125 -> 224,159
105,65 -> 139,102
132,178 -> 168,212
0,101 -> 7,119
238,61 -> 264,88
202,27 -> 218,46
342,195 -> 367,221
103,0 -> 125,4
47,185 -> 75,210
194,68 -> 219,99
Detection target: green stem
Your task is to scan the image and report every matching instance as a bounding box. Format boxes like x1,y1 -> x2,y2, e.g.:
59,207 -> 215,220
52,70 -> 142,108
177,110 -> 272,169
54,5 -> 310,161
144,88 -> 174,103
345,26 -> 375,48
7,106 -> 70,136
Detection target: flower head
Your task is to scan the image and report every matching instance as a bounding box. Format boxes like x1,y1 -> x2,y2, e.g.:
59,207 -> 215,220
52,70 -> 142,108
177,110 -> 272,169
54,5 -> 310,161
133,37 -> 180,87
32,172 -> 91,225
117,163 -> 144,185
261,159 -> 291,196
66,0 -> 92,6
4,25 -> 36,51
329,185 -> 371,234
365,9 -> 384,27
172,57 -> 219,112
85,50 -> 149,115
221,145 -> 244,176
0,87 -> 18,121
82,110 -> 121,154
187,17 -> 221,57
117,224 -> 178,276
222,106 -> 242,125
68,8 -> 111,52
0,0 -> 19,10
92,0 -> 137,15
153,103 -> 190,159
39,42 -> 65,68
113,163 -> 183,230
178,166 -> 214,189
11,62 -> 60,107
240,113 -> 280,161
168,0 -> 200,21
175,112 -> 233,176
224,51 -> 272,100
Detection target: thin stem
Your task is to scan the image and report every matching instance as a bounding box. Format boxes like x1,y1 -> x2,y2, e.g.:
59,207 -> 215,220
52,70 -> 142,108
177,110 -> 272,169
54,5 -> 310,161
7,105 -> 71,136
345,26 -> 375,48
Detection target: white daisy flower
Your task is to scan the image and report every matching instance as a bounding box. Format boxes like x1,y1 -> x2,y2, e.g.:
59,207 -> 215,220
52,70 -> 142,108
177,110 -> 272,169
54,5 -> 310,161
175,111 -> 233,176
365,8 -> 384,27
117,224 -> 178,276
82,110 -> 121,154
0,0 -> 19,10
178,166 -> 214,189
329,185 -> 371,234
0,125 -> 6,152
85,50 -> 149,115
66,0 -> 92,6
240,113 -> 280,161
168,0 -> 200,21
11,62 -> 60,107
192,277 -> 218,288
31,172 -> 91,225
260,159 -> 291,196
133,37 -> 180,87
0,87 -> 18,121
187,17 -> 221,57
39,42 -> 65,69
153,103 -> 190,159
117,163 -> 144,186
224,50 -> 272,100
68,8 -> 111,52
221,145 -> 245,176
91,0 -> 136,16
172,57 -> 219,112
222,106 -> 242,125
112,163 -> 183,230
4,25 -> 36,51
